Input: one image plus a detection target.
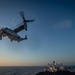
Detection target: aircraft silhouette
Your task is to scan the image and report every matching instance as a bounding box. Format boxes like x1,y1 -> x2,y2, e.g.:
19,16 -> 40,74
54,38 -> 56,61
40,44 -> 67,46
0,11 -> 35,42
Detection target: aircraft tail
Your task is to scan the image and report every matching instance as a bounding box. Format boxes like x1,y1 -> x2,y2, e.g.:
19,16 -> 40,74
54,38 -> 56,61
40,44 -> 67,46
20,35 -> 27,41
24,35 -> 27,40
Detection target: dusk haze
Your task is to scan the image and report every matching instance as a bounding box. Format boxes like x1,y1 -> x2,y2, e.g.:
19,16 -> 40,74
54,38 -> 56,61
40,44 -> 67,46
0,0 -> 75,66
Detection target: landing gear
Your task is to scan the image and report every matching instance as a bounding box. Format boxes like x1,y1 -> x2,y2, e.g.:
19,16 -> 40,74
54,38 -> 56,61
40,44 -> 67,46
11,39 -> 13,42
25,35 -> 27,40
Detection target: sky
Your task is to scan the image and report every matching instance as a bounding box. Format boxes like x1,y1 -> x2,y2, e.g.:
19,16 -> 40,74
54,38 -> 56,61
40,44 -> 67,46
0,0 -> 75,66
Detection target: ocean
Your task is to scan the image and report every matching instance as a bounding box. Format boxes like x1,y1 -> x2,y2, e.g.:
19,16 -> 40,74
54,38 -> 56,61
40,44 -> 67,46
0,66 -> 44,75
0,66 -> 75,75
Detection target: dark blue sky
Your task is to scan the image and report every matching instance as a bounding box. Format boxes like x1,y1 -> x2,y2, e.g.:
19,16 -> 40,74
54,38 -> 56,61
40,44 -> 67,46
0,0 -> 75,66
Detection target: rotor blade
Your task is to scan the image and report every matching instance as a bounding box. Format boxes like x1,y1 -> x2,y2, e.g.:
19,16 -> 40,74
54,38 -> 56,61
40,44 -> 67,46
26,19 -> 35,22
16,22 -> 23,26
19,11 -> 35,31
19,11 -> 25,21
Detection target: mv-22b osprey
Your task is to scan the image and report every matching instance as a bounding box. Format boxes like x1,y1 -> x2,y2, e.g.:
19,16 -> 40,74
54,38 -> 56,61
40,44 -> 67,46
0,11 -> 35,42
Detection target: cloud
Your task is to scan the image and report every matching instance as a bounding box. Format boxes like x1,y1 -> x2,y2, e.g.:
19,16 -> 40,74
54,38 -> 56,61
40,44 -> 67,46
52,20 -> 72,29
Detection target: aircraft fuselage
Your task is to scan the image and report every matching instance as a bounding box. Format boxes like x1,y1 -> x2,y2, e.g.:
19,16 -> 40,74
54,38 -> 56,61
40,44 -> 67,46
1,27 -> 22,42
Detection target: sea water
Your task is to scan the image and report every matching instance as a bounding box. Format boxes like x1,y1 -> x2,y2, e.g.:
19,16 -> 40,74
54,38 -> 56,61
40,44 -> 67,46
0,66 -> 75,75
0,66 -> 44,75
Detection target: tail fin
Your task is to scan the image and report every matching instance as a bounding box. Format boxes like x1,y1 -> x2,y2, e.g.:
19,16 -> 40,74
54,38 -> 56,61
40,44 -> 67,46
20,35 -> 27,41
25,35 -> 27,40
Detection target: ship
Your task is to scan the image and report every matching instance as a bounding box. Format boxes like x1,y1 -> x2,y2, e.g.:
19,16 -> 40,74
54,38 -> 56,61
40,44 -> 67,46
35,61 -> 75,75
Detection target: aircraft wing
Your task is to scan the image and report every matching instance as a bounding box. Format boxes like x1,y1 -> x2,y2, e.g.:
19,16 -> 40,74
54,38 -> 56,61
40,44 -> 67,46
13,25 -> 24,33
